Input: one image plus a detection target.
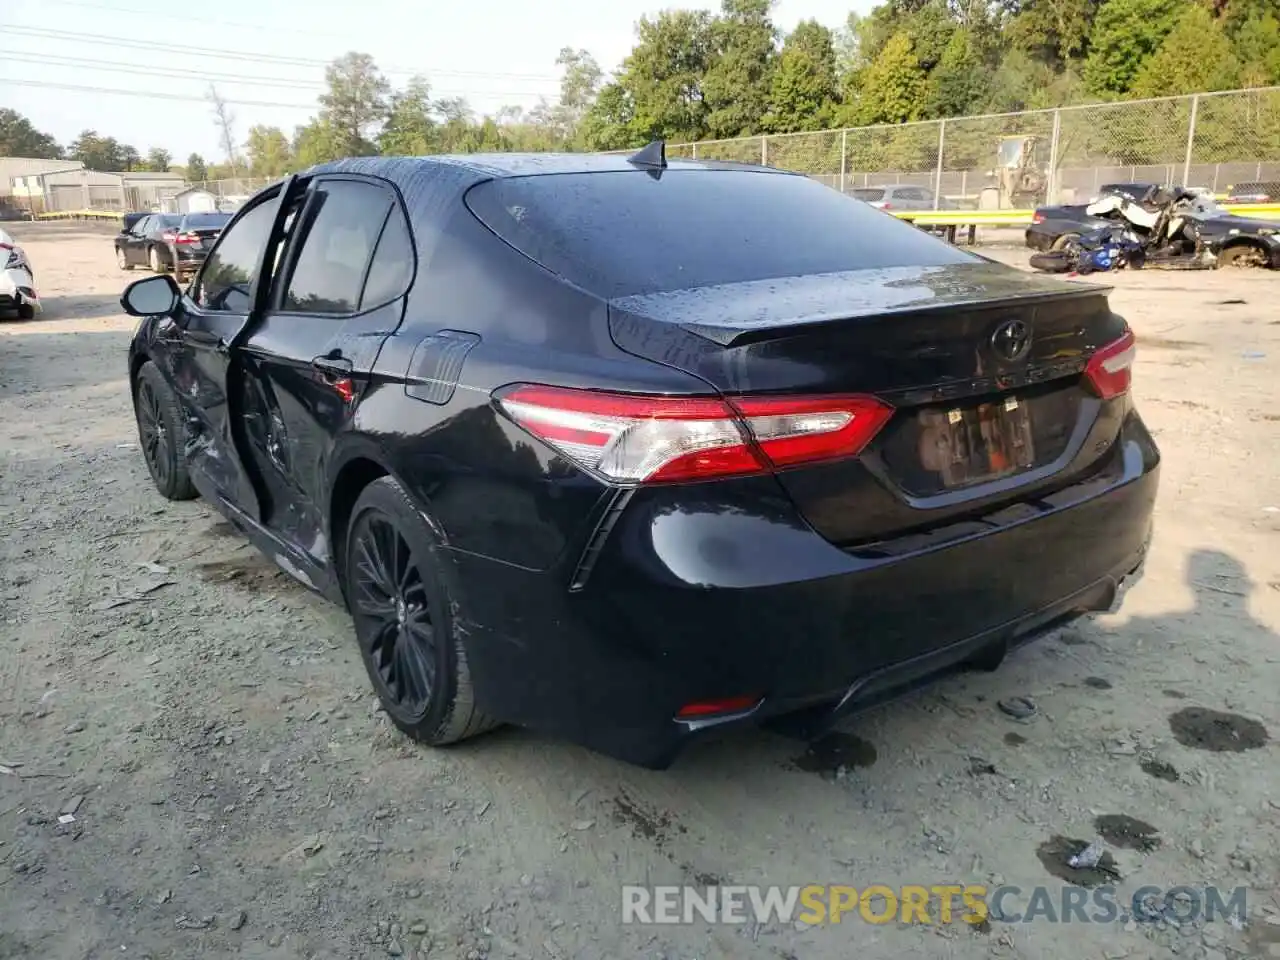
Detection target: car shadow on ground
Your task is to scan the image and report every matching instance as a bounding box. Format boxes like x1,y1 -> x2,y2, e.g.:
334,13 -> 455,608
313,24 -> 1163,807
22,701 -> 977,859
432,546 -> 1275,919
28,293 -> 123,322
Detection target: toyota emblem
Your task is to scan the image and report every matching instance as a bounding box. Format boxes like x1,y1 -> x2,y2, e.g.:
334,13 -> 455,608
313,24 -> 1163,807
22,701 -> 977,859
991,319 -> 1032,362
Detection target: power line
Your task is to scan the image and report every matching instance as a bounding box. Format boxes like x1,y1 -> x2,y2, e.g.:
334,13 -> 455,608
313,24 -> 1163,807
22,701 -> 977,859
0,51 -> 323,90
0,77 -> 316,108
0,24 -> 562,82
28,0 -> 380,42
0,50 -> 549,98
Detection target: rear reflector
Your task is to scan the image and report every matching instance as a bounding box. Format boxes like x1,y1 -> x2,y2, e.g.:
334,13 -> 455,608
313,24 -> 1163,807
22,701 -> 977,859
1083,329 -> 1136,400
676,696 -> 761,719
495,385 -> 893,484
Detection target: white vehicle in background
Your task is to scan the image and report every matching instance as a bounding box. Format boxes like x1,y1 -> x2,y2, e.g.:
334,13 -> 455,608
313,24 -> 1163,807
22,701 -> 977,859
0,227 -> 40,320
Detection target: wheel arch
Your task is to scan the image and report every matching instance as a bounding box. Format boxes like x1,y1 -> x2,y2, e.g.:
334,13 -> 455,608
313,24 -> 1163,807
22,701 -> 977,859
327,440 -> 422,586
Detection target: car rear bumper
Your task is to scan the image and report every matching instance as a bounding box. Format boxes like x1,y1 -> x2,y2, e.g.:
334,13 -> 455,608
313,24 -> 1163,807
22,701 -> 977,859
452,411 -> 1160,767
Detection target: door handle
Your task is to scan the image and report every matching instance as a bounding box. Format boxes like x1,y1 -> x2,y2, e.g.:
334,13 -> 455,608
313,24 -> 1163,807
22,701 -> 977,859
215,338 -> 230,355
311,353 -> 353,379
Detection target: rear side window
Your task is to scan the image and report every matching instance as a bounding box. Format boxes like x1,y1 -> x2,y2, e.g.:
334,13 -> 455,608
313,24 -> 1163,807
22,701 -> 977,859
360,205 -> 414,310
282,180 -> 391,314
850,188 -> 885,202
196,200 -> 277,313
467,171 -> 973,298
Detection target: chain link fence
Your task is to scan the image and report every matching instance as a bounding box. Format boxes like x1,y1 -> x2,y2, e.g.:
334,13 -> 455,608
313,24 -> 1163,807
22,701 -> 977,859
27,86 -> 1280,216
655,86 -> 1280,208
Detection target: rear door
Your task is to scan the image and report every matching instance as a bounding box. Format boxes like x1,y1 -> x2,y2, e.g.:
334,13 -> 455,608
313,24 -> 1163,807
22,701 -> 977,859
235,175 -> 413,560
166,182 -> 298,521
123,216 -> 150,264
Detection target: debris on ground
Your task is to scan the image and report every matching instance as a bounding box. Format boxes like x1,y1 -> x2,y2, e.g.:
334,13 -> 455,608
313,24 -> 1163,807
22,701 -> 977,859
997,696 -> 1038,721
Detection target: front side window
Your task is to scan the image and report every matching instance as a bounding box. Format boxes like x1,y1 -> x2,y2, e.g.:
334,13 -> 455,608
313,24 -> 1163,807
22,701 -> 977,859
195,200 -> 277,313
282,180 -> 392,315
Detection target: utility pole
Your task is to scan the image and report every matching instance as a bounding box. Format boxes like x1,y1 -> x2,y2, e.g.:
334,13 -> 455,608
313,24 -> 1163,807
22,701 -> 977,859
208,85 -> 241,180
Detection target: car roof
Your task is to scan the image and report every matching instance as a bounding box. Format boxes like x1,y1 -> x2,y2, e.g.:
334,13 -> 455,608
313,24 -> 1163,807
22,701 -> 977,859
307,152 -> 789,182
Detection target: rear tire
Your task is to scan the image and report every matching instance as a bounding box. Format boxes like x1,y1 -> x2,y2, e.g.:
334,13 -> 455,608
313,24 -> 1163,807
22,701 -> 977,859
1029,251 -> 1074,273
1218,244 -> 1267,269
132,361 -> 197,501
1051,232 -> 1080,252
116,247 -> 133,271
343,477 -> 499,747
148,246 -> 164,273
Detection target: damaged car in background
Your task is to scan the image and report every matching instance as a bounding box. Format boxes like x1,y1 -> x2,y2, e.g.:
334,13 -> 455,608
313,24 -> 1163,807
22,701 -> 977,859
1026,183 -> 1280,273
0,227 -> 40,319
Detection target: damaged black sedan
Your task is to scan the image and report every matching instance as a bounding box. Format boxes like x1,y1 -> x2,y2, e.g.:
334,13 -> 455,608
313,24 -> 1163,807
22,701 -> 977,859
1027,184 -> 1280,268
121,148 -> 1158,768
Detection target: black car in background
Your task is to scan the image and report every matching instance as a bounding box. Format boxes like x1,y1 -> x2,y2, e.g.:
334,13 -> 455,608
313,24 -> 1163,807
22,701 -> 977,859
1026,185 -> 1280,267
115,212 -> 232,275
120,151 -> 1157,768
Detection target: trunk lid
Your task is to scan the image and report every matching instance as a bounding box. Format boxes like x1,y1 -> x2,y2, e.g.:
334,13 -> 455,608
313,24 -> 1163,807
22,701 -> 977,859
608,260 -> 1128,545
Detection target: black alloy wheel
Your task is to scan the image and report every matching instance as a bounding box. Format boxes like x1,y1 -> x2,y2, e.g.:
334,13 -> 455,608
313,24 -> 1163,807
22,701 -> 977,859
133,361 -> 197,500
137,377 -> 170,489
343,477 -> 498,745
350,513 -> 437,716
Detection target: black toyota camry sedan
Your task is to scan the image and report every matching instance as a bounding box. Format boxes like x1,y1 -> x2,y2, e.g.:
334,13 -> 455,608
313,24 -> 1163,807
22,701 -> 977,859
122,148 -> 1159,768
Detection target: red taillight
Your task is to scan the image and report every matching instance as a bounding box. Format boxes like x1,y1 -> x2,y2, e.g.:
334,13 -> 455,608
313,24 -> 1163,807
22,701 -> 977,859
1032,212 -> 1045,224
1084,329 -> 1136,400
676,696 -> 761,719
495,385 -> 893,484
171,232 -> 199,244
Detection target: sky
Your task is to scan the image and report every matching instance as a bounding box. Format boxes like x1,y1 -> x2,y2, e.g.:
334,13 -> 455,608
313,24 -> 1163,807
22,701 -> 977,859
1,0 -> 874,163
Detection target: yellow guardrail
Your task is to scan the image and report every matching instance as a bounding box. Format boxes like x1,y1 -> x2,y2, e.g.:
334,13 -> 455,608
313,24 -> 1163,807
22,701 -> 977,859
34,210 -> 124,222
894,203 -> 1280,227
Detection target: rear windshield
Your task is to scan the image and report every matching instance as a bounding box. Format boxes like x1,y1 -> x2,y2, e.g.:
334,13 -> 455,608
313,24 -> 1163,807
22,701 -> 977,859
157,215 -> 182,228
465,170 -> 974,299
850,188 -> 886,201
182,212 -> 231,229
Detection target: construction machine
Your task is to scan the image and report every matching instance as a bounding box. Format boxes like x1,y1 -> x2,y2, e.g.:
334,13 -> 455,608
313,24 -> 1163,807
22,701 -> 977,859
979,135 -> 1049,209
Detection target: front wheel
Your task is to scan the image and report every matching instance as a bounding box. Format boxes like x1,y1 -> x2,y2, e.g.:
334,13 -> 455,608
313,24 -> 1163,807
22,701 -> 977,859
344,477 -> 499,747
132,361 -> 197,501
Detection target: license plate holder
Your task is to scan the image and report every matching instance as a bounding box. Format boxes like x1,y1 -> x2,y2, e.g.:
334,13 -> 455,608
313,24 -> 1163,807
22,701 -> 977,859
918,396 -> 1036,489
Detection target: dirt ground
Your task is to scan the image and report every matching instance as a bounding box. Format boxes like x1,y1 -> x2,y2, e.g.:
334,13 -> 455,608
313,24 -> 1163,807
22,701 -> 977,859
2,220 -> 1278,960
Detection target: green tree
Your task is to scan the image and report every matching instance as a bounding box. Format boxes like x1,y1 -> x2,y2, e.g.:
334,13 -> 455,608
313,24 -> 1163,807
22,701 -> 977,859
702,0 -> 778,138
845,31 -> 929,125
1082,0 -> 1181,96
119,145 -> 141,171
146,147 -> 171,172
551,47 -> 603,146
69,131 -> 123,170
579,83 -> 641,149
244,125 -> 294,177
186,153 -> 208,183
318,52 -> 390,156
614,10 -> 715,142
1130,4 -> 1240,97
379,77 -> 438,155
763,19 -> 839,132
1230,10 -> 1280,85
925,27 -> 989,116
292,119 -> 345,167
1005,0 -> 1098,63
0,109 -> 61,158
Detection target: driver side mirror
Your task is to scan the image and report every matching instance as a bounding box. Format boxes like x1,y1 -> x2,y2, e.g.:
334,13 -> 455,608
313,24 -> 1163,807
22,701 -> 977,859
120,274 -> 180,317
